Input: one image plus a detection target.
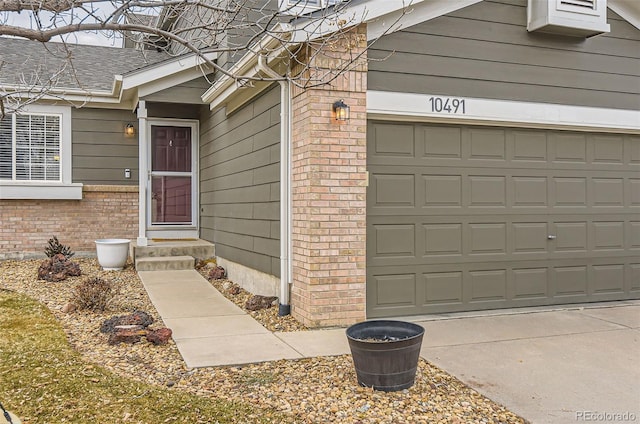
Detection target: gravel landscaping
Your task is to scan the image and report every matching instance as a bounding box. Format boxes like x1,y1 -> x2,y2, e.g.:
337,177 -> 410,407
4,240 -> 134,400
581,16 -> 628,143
0,258 -> 528,423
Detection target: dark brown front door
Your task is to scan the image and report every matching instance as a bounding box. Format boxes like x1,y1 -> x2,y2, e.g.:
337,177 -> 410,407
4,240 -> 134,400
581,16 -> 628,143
150,126 -> 193,225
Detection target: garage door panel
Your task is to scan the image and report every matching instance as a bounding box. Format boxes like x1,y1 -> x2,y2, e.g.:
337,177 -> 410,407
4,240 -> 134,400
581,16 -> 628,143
629,222 -> 640,249
469,128 -> 506,160
468,223 -> 507,254
592,221 -> 625,251
629,179 -> 640,206
371,174 -> 415,207
467,269 -> 507,302
551,133 -> 587,163
421,126 -> 462,159
629,137 -> 640,164
512,223 -> 548,253
367,122 -> 640,318
512,268 -> 549,300
468,176 -> 507,206
512,131 -> 548,162
592,264 -> 625,295
370,123 -> 415,157
592,135 -> 625,164
512,176 -> 548,206
424,175 -> 462,206
552,266 -> 588,297
423,271 -> 463,305
424,224 -> 463,256
629,264 -> 640,292
372,224 -> 415,258
592,178 -> 625,206
551,177 -> 587,207
553,221 -> 588,252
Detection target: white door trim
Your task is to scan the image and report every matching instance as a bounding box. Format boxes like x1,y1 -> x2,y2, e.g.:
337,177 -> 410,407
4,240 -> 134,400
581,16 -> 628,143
367,90 -> 640,133
146,118 -> 199,239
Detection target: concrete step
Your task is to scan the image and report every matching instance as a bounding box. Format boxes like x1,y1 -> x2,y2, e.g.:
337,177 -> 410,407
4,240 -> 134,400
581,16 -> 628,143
132,239 -> 215,260
135,255 -> 195,271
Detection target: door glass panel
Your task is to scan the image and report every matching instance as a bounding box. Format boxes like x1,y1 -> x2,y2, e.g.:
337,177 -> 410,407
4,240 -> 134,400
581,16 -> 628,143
151,126 -> 191,172
151,176 -> 192,224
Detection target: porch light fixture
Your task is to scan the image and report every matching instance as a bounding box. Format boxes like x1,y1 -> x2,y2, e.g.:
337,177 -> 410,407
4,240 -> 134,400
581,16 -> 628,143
333,99 -> 350,122
125,123 -> 135,136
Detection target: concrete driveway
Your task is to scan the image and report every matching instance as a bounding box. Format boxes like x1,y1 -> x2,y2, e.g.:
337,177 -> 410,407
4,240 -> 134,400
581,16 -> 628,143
417,301 -> 640,424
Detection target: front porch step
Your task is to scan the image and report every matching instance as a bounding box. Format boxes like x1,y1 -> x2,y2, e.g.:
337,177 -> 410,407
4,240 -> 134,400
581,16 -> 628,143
131,239 -> 215,260
136,255 -> 195,271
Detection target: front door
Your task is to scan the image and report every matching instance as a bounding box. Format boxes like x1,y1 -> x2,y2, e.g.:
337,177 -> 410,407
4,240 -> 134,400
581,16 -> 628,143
149,124 -> 196,230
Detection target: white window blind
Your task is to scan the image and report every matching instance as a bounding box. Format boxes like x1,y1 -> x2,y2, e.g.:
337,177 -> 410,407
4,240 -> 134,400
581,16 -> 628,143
0,113 -> 61,182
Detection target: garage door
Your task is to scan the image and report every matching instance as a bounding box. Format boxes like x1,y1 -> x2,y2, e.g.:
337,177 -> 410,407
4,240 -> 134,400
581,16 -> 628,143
366,122 -> 640,318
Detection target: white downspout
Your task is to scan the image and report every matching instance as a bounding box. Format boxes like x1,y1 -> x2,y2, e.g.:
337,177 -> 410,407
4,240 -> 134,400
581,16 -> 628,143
257,54 -> 292,316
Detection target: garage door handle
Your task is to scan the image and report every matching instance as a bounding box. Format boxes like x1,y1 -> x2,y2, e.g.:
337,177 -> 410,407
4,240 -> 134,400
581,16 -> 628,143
547,235 -> 556,240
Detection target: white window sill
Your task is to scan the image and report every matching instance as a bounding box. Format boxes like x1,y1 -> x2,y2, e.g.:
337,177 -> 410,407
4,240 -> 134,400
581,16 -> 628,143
0,182 -> 84,200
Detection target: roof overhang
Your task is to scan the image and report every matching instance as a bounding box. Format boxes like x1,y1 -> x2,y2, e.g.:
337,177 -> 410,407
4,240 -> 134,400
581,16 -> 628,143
609,0 -> 640,29
202,0 -> 486,112
1,51 -> 216,110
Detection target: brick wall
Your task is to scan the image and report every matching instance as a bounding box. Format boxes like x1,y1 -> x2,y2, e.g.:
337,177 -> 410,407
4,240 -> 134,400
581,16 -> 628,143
0,185 -> 138,259
289,25 -> 368,327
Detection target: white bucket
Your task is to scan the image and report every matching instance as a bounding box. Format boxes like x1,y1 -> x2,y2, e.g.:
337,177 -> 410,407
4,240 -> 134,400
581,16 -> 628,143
95,239 -> 130,270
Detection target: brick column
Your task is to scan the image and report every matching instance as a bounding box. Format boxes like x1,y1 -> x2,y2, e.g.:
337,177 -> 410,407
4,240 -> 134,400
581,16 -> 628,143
290,25 -> 367,327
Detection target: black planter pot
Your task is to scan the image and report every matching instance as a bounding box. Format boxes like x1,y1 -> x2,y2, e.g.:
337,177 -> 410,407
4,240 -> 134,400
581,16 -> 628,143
346,320 -> 425,392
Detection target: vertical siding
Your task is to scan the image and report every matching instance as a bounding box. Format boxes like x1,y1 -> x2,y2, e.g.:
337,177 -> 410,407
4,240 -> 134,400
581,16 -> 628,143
72,108 -> 139,184
200,84 -> 281,277
368,0 -> 640,110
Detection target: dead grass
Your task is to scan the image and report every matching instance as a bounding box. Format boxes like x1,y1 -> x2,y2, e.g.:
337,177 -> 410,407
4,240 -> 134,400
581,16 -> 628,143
0,289 -> 292,424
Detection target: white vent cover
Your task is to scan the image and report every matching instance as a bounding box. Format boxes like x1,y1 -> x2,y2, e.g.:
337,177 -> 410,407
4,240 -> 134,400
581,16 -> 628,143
528,0 -> 610,37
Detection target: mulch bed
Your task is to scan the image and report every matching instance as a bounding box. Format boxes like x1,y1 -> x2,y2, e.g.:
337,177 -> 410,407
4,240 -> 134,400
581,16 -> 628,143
0,258 -> 528,423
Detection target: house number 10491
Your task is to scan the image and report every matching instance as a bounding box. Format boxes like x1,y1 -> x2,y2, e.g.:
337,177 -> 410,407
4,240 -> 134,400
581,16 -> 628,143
428,97 -> 466,114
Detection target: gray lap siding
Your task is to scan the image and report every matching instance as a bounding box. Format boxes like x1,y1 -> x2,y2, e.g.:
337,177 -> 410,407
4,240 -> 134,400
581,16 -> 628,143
199,85 -> 281,277
367,0 -> 639,111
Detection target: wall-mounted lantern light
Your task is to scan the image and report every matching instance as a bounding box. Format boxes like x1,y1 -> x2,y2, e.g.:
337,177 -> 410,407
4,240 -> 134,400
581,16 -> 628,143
332,100 -> 350,122
125,123 -> 135,136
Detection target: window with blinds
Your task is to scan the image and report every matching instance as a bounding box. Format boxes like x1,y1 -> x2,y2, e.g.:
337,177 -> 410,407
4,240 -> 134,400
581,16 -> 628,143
0,113 -> 62,182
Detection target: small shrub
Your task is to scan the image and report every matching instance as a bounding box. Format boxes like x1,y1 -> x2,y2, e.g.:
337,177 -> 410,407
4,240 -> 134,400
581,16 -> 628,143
70,277 -> 117,312
45,236 -> 75,259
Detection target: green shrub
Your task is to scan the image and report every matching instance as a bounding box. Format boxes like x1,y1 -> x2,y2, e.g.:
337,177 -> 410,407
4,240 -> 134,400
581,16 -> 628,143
44,236 -> 75,259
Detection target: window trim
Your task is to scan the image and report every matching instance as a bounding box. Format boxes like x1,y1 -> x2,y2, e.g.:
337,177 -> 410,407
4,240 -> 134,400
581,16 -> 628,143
0,105 -> 83,200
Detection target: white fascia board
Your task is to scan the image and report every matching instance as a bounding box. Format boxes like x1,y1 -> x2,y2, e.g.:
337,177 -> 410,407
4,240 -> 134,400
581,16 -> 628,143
136,66 -> 212,98
608,0 -> 640,30
367,0 -> 484,40
201,33 -> 289,106
121,52 -> 216,91
367,90 -> 640,133
289,0 -> 425,43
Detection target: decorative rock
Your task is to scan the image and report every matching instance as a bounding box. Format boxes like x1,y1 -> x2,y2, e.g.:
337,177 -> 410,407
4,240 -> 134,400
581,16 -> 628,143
61,302 -> 76,313
37,254 -> 81,282
108,328 -> 146,345
204,261 -> 217,269
229,286 -> 240,295
100,310 -> 154,334
245,295 -> 279,311
208,266 -> 226,280
147,328 -> 173,345
222,281 -> 232,290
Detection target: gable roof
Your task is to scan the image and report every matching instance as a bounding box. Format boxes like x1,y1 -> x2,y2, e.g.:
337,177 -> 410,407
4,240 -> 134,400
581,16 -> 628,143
0,37 -> 169,91
0,37 -> 215,109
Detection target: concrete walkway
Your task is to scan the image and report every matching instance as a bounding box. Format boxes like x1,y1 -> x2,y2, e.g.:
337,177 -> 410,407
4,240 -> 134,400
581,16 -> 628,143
139,270 -> 640,424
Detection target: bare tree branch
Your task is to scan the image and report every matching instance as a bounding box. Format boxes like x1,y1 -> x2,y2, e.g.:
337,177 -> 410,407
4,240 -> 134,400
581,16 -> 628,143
1,0 -> 411,113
